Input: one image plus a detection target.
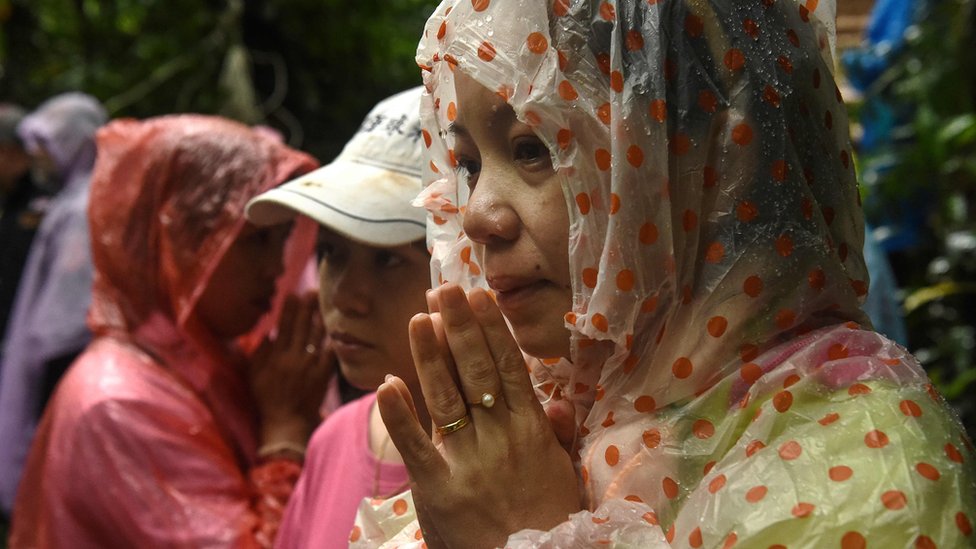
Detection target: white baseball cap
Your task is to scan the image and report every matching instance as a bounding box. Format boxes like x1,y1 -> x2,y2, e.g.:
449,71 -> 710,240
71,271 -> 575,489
246,87 -> 426,247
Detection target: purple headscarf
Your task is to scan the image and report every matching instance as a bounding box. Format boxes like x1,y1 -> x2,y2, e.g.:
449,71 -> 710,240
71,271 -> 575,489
0,92 -> 106,514
16,92 -> 105,189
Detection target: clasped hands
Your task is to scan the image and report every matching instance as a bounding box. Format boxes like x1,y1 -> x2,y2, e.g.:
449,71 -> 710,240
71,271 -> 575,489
250,292 -> 333,452
377,284 -> 581,549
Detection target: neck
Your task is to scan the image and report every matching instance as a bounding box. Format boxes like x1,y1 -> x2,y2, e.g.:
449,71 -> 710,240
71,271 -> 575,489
368,403 -> 400,463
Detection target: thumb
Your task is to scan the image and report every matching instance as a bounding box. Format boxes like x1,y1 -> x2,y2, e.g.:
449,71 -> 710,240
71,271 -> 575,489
545,399 -> 577,454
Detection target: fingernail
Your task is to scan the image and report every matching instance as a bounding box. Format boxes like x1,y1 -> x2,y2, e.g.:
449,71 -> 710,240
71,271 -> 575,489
470,288 -> 490,312
442,286 -> 465,308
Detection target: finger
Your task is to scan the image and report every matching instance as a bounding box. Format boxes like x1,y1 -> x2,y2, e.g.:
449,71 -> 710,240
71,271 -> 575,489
467,287 -> 539,411
544,398 -> 577,454
377,377 -> 450,484
428,312 -> 457,383
436,285 -> 504,411
308,300 -> 326,348
426,287 -> 441,314
409,313 -> 470,439
277,295 -> 299,344
288,293 -> 317,350
385,374 -> 418,420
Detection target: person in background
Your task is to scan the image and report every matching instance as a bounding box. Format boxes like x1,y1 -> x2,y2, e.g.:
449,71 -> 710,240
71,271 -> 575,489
0,103 -> 47,355
0,93 -> 106,517
10,115 -> 330,547
862,225 -> 908,345
356,0 -> 975,547
245,86 -> 431,548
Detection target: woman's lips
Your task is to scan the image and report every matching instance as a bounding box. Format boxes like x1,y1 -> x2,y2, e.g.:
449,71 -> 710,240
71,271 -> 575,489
327,332 -> 374,360
489,277 -> 547,313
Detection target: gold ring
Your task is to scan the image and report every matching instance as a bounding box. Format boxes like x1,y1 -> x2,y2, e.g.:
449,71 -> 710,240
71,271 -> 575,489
469,392 -> 497,409
435,415 -> 470,436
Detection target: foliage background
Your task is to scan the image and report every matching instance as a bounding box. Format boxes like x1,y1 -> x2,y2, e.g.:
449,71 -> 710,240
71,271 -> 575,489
0,0 -> 440,160
847,0 -> 976,435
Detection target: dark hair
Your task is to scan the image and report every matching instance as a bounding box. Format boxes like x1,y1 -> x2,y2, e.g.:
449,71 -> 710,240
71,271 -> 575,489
0,103 -> 27,146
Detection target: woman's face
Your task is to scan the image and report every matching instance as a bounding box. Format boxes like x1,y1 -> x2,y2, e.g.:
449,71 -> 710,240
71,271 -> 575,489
317,228 -> 430,391
29,143 -> 60,191
452,71 -> 573,359
196,221 -> 291,339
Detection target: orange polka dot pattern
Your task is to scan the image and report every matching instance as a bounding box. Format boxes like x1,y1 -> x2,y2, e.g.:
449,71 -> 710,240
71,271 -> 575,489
350,0 -> 976,548
415,0 -> 870,424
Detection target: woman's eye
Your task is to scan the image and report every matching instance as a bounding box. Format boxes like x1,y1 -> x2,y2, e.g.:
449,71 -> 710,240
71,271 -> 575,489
454,158 -> 481,189
249,224 -> 292,247
316,240 -> 337,261
455,158 -> 480,177
375,251 -> 407,269
513,139 -> 552,169
248,229 -> 275,245
514,139 -> 549,162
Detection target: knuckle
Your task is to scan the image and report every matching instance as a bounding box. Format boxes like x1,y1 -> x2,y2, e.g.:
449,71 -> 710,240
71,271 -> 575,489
497,348 -> 526,372
425,384 -> 465,417
462,358 -> 497,389
413,440 -> 442,469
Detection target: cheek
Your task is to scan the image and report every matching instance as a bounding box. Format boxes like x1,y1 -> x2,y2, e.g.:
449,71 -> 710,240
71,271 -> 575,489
317,263 -> 331,310
384,281 -> 429,333
380,271 -> 429,337
532,190 -> 571,275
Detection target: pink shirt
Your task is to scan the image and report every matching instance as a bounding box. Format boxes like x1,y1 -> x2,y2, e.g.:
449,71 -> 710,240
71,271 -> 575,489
275,392 -> 409,549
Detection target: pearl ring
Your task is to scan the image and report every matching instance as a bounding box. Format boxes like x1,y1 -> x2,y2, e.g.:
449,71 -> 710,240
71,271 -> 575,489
470,392 -> 497,409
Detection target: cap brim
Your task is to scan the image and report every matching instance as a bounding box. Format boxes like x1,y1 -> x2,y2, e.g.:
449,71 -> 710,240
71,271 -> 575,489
246,160 -> 426,248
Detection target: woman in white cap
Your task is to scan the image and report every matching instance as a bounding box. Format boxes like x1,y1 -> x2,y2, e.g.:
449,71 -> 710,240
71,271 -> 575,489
245,86 -> 432,548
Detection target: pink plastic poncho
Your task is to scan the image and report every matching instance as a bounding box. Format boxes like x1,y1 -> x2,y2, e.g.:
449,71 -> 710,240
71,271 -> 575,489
353,1 -> 976,547
10,115 -> 318,548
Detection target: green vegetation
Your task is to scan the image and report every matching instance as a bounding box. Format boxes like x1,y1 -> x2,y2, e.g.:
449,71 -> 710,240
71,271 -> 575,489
851,0 -> 976,433
0,0 -> 440,160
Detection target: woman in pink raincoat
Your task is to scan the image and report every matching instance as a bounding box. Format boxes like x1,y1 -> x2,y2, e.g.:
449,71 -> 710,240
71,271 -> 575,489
355,0 -> 976,547
11,115 -> 330,548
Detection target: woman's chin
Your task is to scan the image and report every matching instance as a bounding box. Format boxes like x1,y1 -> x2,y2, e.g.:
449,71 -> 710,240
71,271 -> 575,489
513,326 -> 571,363
339,361 -> 384,392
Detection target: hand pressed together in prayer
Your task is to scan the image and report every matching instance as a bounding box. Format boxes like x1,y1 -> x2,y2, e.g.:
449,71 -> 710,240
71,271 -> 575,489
250,292 -> 333,450
377,284 -> 580,549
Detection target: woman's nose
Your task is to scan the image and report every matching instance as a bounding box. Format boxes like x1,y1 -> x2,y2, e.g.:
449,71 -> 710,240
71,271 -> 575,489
328,264 -> 372,316
461,175 -> 519,245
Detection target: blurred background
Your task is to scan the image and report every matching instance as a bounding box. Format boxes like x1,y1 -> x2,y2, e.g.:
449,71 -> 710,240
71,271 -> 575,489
0,0 -> 972,444
0,0 -> 441,160
838,0 -> 976,436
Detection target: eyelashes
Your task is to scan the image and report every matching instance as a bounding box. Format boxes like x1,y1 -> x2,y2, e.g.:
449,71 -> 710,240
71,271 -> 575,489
454,157 -> 481,190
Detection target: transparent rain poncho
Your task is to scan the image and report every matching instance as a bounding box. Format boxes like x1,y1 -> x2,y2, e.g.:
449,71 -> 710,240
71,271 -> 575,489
353,0 -> 976,548
11,115 -> 318,547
